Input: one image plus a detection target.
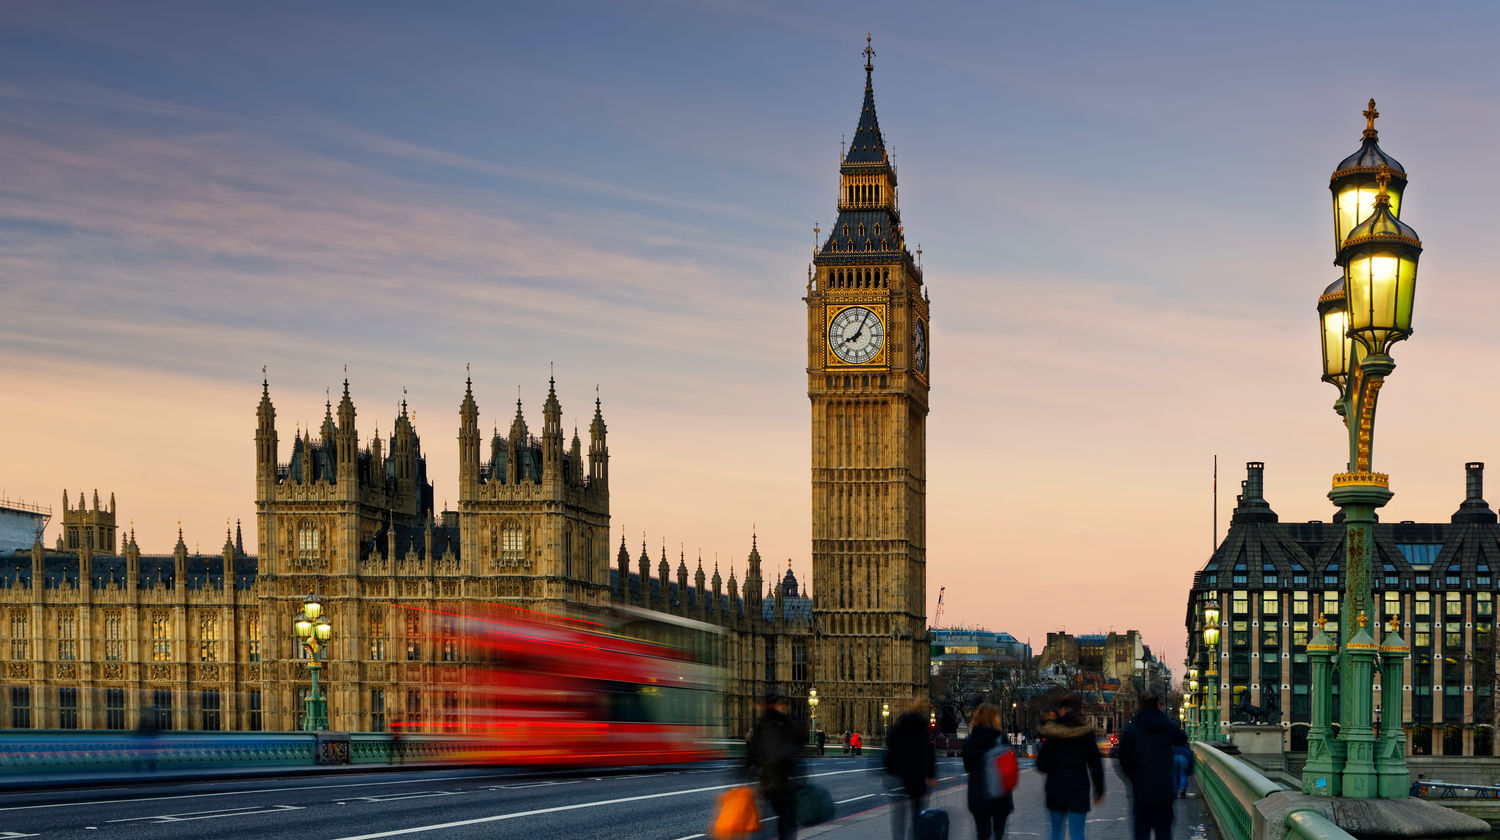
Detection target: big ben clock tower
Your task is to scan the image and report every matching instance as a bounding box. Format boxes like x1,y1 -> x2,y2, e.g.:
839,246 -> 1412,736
807,38 -> 929,736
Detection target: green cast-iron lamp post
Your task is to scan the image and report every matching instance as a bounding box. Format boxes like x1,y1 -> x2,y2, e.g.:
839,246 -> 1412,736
293,594 -> 332,731
1304,100 -> 1421,800
1204,603 -> 1222,742
808,688 -> 819,744
1187,668 -> 1200,740
882,702 -> 891,745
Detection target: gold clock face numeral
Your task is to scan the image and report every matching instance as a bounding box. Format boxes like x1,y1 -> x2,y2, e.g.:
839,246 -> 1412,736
913,319 -> 927,374
829,306 -> 885,365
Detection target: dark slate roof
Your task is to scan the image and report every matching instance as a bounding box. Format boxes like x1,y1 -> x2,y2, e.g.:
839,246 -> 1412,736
366,523 -> 461,559
0,550 -> 257,590
761,596 -> 813,623
1334,134 -> 1406,180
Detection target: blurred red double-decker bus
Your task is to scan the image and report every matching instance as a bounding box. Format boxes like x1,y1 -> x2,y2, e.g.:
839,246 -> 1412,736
391,603 -> 726,767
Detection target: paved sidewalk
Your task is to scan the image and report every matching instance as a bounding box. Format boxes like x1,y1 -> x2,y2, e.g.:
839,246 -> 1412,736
802,759 -> 1219,839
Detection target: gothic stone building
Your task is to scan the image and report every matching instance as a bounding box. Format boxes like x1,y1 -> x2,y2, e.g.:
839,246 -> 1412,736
0,50 -> 931,739
1188,461 -> 1500,756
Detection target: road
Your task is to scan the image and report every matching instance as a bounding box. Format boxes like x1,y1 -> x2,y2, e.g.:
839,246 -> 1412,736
0,754 -> 964,840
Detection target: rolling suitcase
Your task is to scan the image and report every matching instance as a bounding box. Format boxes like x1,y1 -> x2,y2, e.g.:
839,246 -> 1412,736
915,807 -> 949,840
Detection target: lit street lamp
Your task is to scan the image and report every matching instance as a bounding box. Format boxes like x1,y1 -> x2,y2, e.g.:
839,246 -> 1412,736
1203,602 -> 1221,742
882,703 -> 890,745
808,688 -> 819,745
1308,100 -> 1421,800
293,594 -> 332,731
1187,668 -> 1200,740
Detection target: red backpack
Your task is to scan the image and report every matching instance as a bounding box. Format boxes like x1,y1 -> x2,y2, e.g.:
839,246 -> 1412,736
983,742 -> 1020,798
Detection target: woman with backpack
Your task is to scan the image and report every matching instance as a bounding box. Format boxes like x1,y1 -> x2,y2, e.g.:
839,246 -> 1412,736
961,703 -> 1015,840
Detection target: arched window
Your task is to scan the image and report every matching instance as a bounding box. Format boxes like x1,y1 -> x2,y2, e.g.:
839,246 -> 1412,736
502,522 -> 524,562
296,520 -> 321,559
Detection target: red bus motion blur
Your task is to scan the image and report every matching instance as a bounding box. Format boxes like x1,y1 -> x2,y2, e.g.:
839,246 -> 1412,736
392,604 -> 726,767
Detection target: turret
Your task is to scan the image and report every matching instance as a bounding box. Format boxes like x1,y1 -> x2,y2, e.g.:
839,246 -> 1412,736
542,376 -> 563,483
744,533 -> 764,617
235,520 -> 244,556
221,525 -> 236,591
695,555 -> 707,618
656,543 -> 670,610
637,539 -> 650,606
589,393 -> 608,489
173,525 -> 187,591
125,527 -> 139,597
299,428 -> 312,484
319,393 -> 337,449
336,378 -> 357,477
569,426 -> 584,485
616,534 -> 630,599
711,560 -> 723,618
506,400 -> 528,485
256,373 -> 278,483
676,550 -> 689,611
459,373 -> 480,492
393,396 -> 416,484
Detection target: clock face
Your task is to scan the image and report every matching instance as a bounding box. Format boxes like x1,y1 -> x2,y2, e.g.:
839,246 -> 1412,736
828,306 -> 885,365
913,319 -> 927,374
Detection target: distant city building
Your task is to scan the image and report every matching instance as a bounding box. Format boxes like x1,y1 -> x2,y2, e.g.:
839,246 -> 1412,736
1035,629 -> 1172,735
929,627 -> 1030,672
1187,461 -> 1500,756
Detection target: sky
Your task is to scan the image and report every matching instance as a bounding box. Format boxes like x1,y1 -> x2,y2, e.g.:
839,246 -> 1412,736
5,1 -> 1500,674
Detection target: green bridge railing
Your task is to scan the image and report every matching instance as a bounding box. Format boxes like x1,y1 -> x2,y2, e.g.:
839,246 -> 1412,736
1192,741 -> 1357,840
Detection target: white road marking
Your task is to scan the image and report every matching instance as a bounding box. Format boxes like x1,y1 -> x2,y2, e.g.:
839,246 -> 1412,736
107,804 -> 304,823
836,793 -> 877,804
0,832 -> 41,838
494,780 -> 583,790
354,791 -> 465,802
330,768 -> 879,840
670,834 -> 706,840
0,770 -> 581,812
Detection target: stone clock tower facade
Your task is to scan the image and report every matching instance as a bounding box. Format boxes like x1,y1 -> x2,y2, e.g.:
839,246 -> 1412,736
807,43 -> 930,736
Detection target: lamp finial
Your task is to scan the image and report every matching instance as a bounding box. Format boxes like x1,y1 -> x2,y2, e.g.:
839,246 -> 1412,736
1363,98 -> 1379,138
1375,164 -> 1392,207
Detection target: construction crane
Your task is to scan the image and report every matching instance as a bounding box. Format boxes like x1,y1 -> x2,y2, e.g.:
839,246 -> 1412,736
934,586 -> 946,628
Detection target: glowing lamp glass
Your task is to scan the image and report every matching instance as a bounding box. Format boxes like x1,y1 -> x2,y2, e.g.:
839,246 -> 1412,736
1204,626 -> 1220,647
294,617 -> 312,638
1334,182 -> 1402,256
314,618 -> 332,642
1204,605 -> 1220,626
303,596 -> 323,620
1345,248 -> 1417,354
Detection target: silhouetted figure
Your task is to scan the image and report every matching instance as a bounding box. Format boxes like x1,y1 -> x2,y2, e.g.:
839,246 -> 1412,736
1119,692 -> 1188,840
1037,694 -> 1104,840
747,691 -> 806,840
883,698 -> 937,840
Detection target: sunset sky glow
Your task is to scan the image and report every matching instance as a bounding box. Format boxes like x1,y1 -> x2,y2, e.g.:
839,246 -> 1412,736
7,1 -> 1500,672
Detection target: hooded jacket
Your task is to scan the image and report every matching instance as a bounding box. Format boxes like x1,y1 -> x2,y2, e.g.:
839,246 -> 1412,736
1036,714 -> 1105,813
1118,706 -> 1188,805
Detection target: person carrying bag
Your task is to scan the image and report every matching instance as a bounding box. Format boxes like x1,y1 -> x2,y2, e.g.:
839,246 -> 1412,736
962,703 -> 1016,840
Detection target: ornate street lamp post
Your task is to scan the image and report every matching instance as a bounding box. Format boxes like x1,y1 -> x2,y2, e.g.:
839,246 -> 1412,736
1311,101 -> 1422,800
293,594 -> 332,731
1204,603 -> 1222,742
808,688 -> 819,745
882,703 -> 891,745
1188,668 -> 1200,740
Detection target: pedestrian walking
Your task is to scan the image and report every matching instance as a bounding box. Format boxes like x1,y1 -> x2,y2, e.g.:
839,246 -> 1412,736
1173,744 -> 1193,799
746,690 -> 806,840
1036,694 -> 1105,840
1118,692 -> 1188,840
882,698 -> 937,840
816,729 -> 827,756
843,729 -> 852,756
851,731 -> 863,755
961,703 -> 1015,840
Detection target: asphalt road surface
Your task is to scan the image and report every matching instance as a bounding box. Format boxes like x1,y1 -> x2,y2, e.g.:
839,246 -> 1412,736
0,755 -> 969,840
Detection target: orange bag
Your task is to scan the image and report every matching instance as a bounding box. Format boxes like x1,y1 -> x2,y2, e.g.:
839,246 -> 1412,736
711,785 -> 761,839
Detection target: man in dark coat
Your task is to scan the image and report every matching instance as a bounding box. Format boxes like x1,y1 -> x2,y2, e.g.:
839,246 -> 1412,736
1036,694 -> 1104,840
747,691 -> 806,840
1118,692 -> 1188,840
883,699 -> 937,840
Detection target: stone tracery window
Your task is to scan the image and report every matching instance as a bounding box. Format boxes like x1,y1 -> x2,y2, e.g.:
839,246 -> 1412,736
296,519 -> 322,559
502,522 -> 524,563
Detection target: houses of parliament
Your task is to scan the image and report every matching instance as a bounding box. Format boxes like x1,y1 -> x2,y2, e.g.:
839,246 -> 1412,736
0,48 -> 932,740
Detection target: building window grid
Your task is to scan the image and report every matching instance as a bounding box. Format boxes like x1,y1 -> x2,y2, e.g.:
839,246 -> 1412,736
200,689 -> 221,730
58,687 -> 79,729
151,617 -> 172,662
369,614 -> 386,661
199,616 -> 219,663
249,690 -> 263,731
10,687 -> 30,728
371,689 -> 386,732
105,688 -> 126,730
10,613 -> 27,661
105,614 -> 124,661
248,618 -> 261,662
57,614 -> 78,661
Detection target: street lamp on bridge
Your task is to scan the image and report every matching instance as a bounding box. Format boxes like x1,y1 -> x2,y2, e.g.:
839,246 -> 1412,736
1305,100 -> 1421,800
807,688 -> 819,744
1203,602 -> 1221,742
293,594 -> 332,731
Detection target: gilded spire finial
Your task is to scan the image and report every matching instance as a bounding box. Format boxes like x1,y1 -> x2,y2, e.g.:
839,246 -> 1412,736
1317,612 -> 1328,630
1375,164 -> 1392,207
1388,615 -> 1401,633
863,33 -> 875,73
1363,98 -> 1379,138
1358,609 -> 1368,630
